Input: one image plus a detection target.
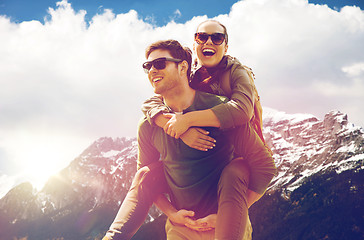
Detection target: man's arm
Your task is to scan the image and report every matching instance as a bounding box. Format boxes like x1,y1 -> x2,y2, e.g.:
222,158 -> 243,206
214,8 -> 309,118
137,118 -> 161,168
103,120 -> 161,240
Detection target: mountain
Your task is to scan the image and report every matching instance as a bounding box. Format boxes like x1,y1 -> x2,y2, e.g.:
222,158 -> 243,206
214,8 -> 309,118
0,137 -> 160,240
262,108 -> 363,192
249,108 -> 364,240
0,109 -> 363,240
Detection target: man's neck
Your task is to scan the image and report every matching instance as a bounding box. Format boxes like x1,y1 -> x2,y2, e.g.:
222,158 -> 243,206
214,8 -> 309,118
163,86 -> 196,113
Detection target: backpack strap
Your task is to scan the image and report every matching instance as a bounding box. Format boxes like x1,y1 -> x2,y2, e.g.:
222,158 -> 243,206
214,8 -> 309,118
241,66 -> 273,155
222,64 -> 273,155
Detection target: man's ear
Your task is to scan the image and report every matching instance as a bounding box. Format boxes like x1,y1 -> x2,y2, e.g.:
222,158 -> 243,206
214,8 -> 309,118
179,60 -> 189,75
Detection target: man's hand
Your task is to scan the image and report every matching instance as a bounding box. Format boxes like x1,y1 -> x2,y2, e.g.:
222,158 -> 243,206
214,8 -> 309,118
163,113 -> 190,139
169,209 -> 197,227
185,213 -> 216,232
180,128 -> 216,151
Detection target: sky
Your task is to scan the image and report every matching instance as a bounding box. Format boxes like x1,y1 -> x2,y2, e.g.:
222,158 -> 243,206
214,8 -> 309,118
0,0 -> 363,197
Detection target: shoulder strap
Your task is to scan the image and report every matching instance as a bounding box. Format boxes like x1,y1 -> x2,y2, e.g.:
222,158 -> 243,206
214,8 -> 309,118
241,66 -> 273,154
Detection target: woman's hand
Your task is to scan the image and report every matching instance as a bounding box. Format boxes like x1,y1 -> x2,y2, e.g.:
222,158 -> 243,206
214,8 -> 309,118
163,113 -> 190,139
180,128 -> 216,151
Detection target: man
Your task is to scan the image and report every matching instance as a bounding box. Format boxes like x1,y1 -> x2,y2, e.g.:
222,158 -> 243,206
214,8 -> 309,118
104,40 -> 273,240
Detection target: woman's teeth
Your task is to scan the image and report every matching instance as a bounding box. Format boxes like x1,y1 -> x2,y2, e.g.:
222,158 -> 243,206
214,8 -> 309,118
203,49 -> 215,56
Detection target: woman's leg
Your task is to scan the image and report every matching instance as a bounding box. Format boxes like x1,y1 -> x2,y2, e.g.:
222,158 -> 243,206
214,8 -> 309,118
104,161 -> 166,240
215,159 -> 250,240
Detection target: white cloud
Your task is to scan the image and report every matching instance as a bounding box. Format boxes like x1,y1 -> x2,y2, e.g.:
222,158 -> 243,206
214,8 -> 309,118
0,0 -> 363,190
313,62 -> 364,98
218,0 -> 364,125
313,78 -> 364,97
342,62 -> 364,76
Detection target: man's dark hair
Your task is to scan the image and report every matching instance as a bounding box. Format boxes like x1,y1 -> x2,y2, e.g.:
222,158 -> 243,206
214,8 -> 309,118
196,19 -> 228,44
145,40 -> 192,78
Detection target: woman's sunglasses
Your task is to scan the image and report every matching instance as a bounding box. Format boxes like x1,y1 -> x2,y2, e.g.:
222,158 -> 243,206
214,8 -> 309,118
142,57 -> 182,73
194,32 -> 226,45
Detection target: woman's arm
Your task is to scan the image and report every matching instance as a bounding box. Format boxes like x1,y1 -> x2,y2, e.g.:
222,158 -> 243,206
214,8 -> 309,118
163,64 -> 257,138
210,65 -> 256,129
163,110 -> 220,139
142,95 -> 170,125
143,99 -> 216,150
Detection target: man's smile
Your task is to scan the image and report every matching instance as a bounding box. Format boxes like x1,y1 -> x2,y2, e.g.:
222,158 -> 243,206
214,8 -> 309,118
153,77 -> 163,83
150,75 -> 163,84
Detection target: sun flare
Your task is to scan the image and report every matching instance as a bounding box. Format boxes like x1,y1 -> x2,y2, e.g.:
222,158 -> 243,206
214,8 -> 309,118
21,144 -> 65,190
6,132 -> 87,191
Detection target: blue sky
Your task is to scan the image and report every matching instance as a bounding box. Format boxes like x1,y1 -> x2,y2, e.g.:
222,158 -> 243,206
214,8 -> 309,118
0,0 -> 363,197
1,0 -> 243,25
1,0 -> 363,26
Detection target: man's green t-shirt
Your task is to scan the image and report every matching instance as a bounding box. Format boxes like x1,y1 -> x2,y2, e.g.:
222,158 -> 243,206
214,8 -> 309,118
137,91 -> 234,218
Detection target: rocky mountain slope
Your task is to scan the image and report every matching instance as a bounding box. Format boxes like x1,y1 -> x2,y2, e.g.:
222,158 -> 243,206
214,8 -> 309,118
249,108 -> 364,240
262,108 -> 363,192
0,109 -> 363,240
0,137 -> 160,240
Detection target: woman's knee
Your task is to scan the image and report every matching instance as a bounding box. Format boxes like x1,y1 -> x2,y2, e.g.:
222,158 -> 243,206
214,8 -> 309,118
221,160 -> 250,182
222,159 -> 250,179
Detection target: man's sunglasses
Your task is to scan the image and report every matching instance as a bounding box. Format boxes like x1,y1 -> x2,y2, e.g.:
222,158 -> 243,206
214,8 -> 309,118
142,57 -> 183,73
194,32 -> 226,45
